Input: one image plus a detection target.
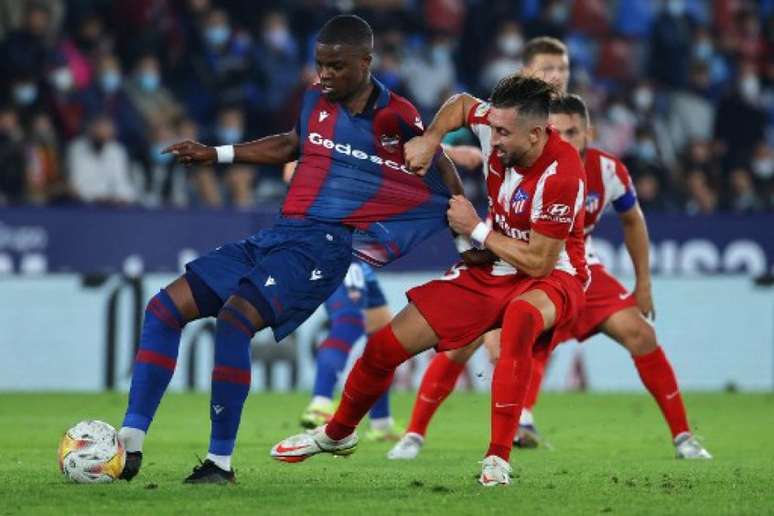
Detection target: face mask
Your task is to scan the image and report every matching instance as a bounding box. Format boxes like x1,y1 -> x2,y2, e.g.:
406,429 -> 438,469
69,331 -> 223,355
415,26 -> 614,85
217,126 -> 242,144
50,67 -> 74,92
100,71 -> 121,93
498,34 -> 523,57
265,27 -> 290,50
13,83 -> 38,105
137,72 -> 160,92
667,0 -> 685,16
694,41 -> 713,61
633,87 -> 654,111
752,158 -> 774,179
740,76 -> 760,102
637,140 -> 658,161
608,104 -> 632,125
431,44 -> 450,63
205,25 -> 230,48
550,4 -> 569,23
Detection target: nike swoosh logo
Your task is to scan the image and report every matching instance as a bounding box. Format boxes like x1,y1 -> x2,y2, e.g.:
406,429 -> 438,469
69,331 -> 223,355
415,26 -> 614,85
275,444 -> 308,454
619,292 -> 630,300
419,394 -> 441,403
495,402 -> 518,408
666,390 -> 680,400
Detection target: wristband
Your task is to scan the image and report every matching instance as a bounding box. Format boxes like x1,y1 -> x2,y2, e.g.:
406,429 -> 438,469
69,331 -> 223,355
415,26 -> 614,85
455,235 -> 474,253
470,222 -> 491,249
215,145 -> 235,164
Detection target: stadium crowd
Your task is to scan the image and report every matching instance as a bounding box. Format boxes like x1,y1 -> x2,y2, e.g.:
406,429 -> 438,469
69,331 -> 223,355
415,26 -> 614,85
0,0 -> 772,212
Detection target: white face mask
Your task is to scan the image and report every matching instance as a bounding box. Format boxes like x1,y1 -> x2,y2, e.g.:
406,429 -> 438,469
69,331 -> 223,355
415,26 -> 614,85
633,87 -> 654,111
50,67 -> 74,92
265,27 -> 290,50
498,34 -> 523,57
13,83 -> 38,105
752,158 -> 774,179
740,75 -> 760,102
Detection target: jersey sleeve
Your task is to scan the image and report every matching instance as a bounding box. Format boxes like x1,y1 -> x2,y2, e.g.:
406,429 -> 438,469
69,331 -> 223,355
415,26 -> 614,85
466,99 -> 491,142
608,158 -> 637,213
393,97 -> 426,140
530,161 -> 585,240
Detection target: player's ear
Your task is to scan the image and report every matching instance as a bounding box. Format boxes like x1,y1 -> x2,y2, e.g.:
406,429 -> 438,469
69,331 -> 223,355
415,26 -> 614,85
587,123 -> 597,142
529,125 -> 542,144
361,52 -> 372,71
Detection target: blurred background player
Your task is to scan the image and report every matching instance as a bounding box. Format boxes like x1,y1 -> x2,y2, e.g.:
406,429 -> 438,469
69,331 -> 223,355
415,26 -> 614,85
283,162 -> 401,440
389,93 -> 711,462
117,14 -> 461,485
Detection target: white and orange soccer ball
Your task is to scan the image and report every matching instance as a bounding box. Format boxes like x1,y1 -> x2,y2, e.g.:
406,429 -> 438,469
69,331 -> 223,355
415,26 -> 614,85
57,420 -> 125,483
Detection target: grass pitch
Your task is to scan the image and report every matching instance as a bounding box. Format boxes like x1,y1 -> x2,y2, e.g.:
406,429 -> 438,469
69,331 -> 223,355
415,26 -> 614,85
1,391 -> 773,515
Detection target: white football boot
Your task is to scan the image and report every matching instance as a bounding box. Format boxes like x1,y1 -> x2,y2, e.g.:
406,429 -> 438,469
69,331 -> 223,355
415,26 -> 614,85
478,455 -> 512,487
674,432 -> 712,459
271,425 -> 358,463
386,432 -> 424,460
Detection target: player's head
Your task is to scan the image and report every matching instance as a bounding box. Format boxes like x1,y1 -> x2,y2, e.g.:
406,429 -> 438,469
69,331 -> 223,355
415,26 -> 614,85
549,94 -> 591,155
488,74 -> 555,168
521,36 -> 569,93
315,15 -> 373,102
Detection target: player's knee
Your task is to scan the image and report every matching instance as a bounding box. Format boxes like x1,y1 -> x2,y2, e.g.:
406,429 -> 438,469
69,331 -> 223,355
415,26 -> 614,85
146,289 -> 187,329
621,320 -> 657,356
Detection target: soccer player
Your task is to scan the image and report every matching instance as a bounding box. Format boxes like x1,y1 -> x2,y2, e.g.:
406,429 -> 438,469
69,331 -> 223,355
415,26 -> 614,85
116,15 -> 463,484
389,94 -> 711,461
271,75 -> 589,487
301,259 -> 403,441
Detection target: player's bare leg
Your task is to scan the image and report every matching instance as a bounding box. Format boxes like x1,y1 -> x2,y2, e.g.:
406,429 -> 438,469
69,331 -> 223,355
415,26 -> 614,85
601,307 -> 711,459
271,303 -> 439,463
119,275 -> 207,481
480,289 -> 558,487
388,336 -> 483,459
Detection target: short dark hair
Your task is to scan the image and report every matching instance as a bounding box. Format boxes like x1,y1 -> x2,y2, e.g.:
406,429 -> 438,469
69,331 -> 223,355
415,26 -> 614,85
490,74 -> 555,120
522,36 -> 567,66
549,94 -> 590,124
316,15 -> 373,50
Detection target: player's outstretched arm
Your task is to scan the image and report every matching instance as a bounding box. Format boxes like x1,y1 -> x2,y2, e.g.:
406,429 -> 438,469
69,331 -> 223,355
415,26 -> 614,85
619,203 -> 655,319
405,93 -> 480,175
446,195 -> 562,277
164,130 -> 300,167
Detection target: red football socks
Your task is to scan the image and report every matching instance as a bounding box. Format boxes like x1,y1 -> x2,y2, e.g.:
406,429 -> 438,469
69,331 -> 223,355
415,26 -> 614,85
487,300 -> 544,462
406,352 -> 466,437
633,346 -> 690,438
326,324 -> 411,440
524,351 -> 549,411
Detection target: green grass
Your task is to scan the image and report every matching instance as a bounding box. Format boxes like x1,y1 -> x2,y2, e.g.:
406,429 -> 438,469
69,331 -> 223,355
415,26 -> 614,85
1,392 -> 773,515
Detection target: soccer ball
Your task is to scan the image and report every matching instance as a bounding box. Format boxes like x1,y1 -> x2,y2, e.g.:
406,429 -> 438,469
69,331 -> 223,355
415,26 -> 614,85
58,420 -> 125,483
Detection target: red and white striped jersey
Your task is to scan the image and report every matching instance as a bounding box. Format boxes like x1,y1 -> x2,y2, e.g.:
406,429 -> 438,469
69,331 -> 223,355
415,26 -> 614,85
467,100 -> 589,286
582,148 -> 637,265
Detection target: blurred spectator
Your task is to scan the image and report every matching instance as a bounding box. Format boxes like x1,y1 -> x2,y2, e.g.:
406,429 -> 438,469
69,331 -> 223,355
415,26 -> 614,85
144,121 -> 188,208
180,8 -> 254,126
7,74 -> 41,122
480,21 -> 523,93
714,61 -> 768,169
595,96 -> 637,157
524,0 -> 569,40
648,0 -> 693,88
0,1 -> 57,86
25,112 -> 66,204
750,143 -> 774,184
727,167 -> 764,212
684,168 -> 718,215
633,170 -> 676,212
667,61 -> 715,154
251,11 -> 301,135
124,53 -> 184,130
401,32 -> 457,122
66,114 -> 136,204
0,105 -> 27,204
42,54 -> 85,140
80,53 -> 146,159
681,139 -> 721,178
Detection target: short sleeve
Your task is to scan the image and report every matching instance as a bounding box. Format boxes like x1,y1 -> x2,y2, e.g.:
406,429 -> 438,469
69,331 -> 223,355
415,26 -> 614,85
530,162 -> 585,240
466,100 -> 491,141
611,161 -> 637,212
393,97 -> 426,140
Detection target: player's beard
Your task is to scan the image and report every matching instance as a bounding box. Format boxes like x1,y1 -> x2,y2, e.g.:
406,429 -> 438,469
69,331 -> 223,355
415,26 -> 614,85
500,146 -> 530,168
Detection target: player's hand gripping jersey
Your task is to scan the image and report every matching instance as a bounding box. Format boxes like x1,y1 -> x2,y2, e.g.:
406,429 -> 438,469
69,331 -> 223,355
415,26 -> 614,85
407,100 -> 589,351
283,79 -> 453,266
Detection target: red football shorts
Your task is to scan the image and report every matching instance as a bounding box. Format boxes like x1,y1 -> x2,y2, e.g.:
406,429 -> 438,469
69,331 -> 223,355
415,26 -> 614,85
557,264 -> 638,342
407,262 -> 585,354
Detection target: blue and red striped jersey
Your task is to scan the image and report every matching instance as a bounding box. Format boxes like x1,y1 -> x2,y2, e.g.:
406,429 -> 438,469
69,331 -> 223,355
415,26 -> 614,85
282,78 -> 451,266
